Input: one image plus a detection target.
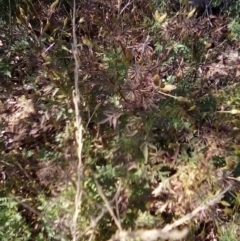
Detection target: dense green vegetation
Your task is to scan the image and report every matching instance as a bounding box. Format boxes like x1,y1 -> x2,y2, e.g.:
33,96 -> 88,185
0,0 -> 240,240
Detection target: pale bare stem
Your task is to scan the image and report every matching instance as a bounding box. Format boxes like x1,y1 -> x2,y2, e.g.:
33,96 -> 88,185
71,0 -> 84,240
88,232 -> 95,241
95,180 -> 123,232
157,90 -> 176,99
11,196 -> 41,216
115,194 -> 121,222
161,184 -> 232,232
108,185 -> 232,241
108,227 -> 189,241
119,0 -> 133,17
76,184 -> 122,241
11,196 -> 68,239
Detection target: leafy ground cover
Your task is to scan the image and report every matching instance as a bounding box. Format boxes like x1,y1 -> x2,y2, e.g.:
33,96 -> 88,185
0,0 -> 240,240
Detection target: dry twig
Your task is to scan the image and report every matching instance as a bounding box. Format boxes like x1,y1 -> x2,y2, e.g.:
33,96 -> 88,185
71,0 -> 84,240
108,185 -> 232,241
95,180 -> 123,232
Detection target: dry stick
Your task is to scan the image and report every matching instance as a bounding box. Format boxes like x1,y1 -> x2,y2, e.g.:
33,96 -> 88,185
108,185 -> 232,241
76,207 -> 108,241
11,196 -> 42,216
118,0 -> 133,17
11,196 -> 67,240
95,180 -> 123,232
71,0 -> 84,240
76,183 -> 123,241
161,184 -> 232,232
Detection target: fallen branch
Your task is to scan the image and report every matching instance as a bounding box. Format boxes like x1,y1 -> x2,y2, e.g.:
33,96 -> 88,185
71,0 -> 84,240
108,185 -> 232,241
